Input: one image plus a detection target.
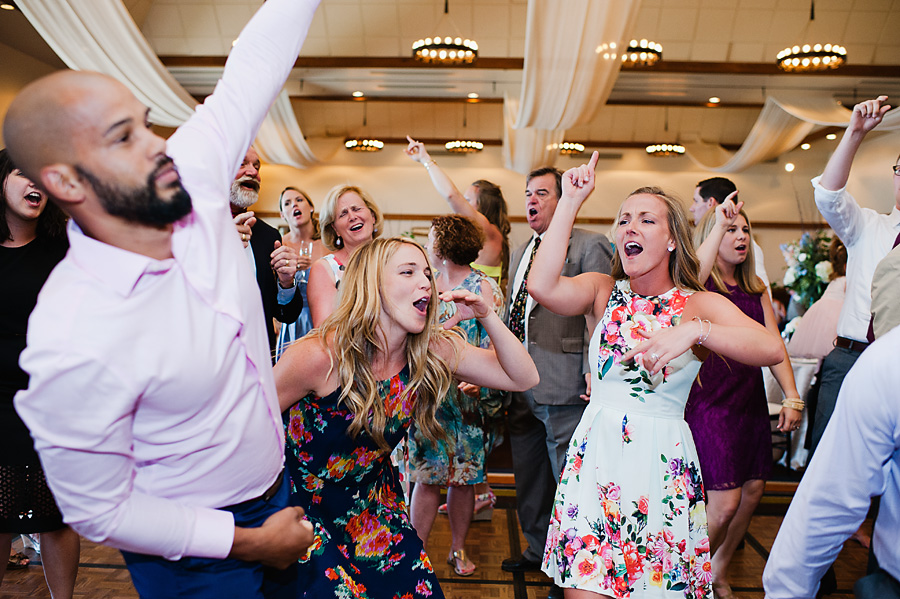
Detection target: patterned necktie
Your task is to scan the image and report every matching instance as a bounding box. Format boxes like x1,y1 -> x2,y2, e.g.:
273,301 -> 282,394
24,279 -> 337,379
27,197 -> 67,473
509,236 -> 541,342
866,228 -> 900,342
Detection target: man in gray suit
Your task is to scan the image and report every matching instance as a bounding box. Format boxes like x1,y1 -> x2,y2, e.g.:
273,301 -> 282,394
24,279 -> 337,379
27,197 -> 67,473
501,166 -> 613,598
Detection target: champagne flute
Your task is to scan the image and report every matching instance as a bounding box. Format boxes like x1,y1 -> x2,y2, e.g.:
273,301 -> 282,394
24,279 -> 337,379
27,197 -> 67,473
298,241 -> 313,283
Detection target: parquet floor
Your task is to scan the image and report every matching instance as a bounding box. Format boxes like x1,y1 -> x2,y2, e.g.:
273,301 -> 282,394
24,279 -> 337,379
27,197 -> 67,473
1,486 -> 873,599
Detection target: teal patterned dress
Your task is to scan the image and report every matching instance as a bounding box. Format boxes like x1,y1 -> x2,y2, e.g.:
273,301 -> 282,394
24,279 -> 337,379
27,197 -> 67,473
284,367 -> 444,598
408,268 -> 505,486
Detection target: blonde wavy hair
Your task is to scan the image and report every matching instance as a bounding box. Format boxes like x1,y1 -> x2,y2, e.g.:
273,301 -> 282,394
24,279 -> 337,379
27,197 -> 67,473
610,186 -> 705,292
311,237 -> 457,450
318,184 -> 384,251
693,208 -> 766,295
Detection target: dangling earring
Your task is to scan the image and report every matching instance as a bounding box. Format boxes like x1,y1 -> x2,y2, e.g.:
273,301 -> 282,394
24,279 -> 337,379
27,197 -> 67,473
442,259 -> 447,268
335,235 -> 343,248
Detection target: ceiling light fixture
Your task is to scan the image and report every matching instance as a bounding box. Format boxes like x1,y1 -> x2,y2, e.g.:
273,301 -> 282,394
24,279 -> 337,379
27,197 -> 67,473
708,97 -> 721,104
548,142 -> 585,155
445,140 -> 483,153
825,133 -> 837,140
345,139 -> 384,152
467,92 -> 479,99
801,143 -> 811,150
352,91 -> 364,98
0,3 -> 16,10
622,39 -> 662,67
785,163 -> 795,172
412,0 -> 478,65
646,144 -> 685,157
776,1 -> 846,72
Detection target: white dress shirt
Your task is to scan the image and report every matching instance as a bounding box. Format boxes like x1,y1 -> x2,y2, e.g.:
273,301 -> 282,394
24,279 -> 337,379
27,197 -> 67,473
15,0 -> 320,561
812,175 -> 900,342
763,325 -> 900,598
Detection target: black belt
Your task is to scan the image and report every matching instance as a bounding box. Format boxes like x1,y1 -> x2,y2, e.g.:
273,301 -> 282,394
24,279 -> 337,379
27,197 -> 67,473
834,336 -> 869,352
223,469 -> 283,510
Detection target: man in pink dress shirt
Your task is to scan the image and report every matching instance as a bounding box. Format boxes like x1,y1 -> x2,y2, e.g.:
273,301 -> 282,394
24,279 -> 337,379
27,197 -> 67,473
4,0 -> 320,597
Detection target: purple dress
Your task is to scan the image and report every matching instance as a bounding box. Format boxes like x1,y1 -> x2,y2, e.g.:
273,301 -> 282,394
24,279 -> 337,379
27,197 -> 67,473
684,280 -> 772,491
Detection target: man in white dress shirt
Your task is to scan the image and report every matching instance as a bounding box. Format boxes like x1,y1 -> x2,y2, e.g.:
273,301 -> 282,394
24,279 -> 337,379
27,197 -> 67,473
806,95 -> 897,455
4,0 -> 320,596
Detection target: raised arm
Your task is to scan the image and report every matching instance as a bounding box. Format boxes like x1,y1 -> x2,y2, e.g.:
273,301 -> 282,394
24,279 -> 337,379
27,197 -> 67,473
169,0 -> 322,192
622,290 -> 783,375
529,152 -> 610,323
694,193 -> 742,283
404,136 -> 495,235
438,289 -> 539,392
819,96 -> 890,192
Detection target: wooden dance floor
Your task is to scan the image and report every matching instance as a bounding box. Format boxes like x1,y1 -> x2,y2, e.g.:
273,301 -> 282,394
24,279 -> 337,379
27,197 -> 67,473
2,483 -> 873,599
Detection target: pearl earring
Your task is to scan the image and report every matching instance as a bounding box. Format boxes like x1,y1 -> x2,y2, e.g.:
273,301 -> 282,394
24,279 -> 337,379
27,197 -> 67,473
668,246 -> 675,252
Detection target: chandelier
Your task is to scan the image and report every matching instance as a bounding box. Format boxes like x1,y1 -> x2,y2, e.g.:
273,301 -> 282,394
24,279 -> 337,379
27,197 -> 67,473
776,1 -> 846,73
548,142 -> 585,155
345,139 -> 384,152
412,0 -> 478,65
646,144 -> 684,157
622,39 -> 662,67
445,140 -> 483,153
776,43 -> 846,72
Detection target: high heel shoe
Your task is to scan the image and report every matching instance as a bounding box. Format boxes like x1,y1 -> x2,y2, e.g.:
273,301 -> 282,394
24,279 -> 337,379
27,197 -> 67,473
447,549 -> 476,576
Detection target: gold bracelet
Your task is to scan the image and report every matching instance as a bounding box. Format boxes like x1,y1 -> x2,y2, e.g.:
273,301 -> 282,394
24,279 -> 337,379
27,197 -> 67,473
423,159 -> 436,170
782,398 -> 805,410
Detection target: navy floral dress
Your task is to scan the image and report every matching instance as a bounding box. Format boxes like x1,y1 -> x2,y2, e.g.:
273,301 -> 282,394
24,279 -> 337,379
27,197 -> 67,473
285,367 -> 444,598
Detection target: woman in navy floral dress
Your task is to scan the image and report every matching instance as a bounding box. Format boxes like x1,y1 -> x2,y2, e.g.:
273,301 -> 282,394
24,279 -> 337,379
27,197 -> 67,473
274,237 -> 538,598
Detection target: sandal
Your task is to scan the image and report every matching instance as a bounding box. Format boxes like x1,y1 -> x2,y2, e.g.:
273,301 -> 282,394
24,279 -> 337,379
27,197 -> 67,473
7,551 -> 30,570
447,549 -> 476,576
472,491 -> 496,522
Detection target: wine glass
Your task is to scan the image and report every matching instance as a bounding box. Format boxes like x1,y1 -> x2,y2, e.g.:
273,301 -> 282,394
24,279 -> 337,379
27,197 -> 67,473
298,241 -> 313,283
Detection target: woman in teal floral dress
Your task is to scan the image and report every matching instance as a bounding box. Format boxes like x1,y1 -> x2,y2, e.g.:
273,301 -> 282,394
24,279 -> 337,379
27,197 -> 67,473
274,237 -> 538,599
408,215 -> 505,577
526,153 -> 783,599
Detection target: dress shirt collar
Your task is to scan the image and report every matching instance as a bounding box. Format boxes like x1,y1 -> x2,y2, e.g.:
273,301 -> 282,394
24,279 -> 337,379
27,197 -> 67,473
66,218 -> 176,298
889,206 -> 900,228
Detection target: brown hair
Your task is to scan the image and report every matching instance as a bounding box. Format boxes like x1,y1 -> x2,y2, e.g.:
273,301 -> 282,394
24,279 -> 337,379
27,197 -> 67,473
610,186 -> 705,292
693,208 -> 766,295
471,179 -> 510,286
430,214 -> 484,266
279,186 -> 320,240
829,237 -> 847,279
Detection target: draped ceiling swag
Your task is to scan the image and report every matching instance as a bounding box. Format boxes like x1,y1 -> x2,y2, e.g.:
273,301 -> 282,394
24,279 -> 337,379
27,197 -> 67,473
16,0 -> 900,175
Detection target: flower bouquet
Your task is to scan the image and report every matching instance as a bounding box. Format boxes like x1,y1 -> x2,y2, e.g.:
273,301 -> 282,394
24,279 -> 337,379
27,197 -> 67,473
780,230 -> 834,310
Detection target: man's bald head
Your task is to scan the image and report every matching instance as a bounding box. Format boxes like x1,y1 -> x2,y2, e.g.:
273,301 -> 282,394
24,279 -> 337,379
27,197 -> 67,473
4,70 -> 131,184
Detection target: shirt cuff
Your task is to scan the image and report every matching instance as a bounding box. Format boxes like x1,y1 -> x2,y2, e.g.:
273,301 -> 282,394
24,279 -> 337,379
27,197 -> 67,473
183,507 -> 236,560
276,284 -> 296,304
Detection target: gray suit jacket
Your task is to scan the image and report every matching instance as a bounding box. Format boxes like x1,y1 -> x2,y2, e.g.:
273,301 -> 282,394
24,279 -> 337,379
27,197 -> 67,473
506,227 -> 613,406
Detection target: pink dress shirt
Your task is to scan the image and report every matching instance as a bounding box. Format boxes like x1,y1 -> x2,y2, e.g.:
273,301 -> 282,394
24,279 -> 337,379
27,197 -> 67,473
14,0 -> 320,561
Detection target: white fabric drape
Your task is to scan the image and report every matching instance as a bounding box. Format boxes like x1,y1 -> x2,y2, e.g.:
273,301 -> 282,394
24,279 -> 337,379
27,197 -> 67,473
255,91 -> 320,169
513,0 -> 641,130
17,0 -> 320,167
503,95 -> 565,175
17,0 -> 196,127
686,93 -> 900,173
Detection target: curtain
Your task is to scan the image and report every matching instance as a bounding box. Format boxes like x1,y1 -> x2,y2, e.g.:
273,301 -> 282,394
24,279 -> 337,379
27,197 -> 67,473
686,92 -> 900,173
503,95 -> 565,175
513,0 -> 641,130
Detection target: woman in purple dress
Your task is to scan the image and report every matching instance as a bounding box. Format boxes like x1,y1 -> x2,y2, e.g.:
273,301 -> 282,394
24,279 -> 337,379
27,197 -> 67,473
687,199 -> 802,599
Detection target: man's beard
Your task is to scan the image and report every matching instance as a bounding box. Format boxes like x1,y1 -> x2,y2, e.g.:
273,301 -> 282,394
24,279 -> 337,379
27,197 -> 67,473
230,177 -> 259,209
76,158 -> 192,228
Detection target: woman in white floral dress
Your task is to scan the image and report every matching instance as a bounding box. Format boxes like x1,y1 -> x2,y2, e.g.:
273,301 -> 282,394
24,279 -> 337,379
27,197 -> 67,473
527,153 -> 784,599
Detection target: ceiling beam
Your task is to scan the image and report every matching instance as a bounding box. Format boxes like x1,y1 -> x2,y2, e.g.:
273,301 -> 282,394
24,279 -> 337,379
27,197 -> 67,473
290,95 -> 764,109
160,55 -> 900,77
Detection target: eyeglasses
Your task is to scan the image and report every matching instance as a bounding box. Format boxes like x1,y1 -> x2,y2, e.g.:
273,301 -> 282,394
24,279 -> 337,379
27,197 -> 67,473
894,165 -> 900,175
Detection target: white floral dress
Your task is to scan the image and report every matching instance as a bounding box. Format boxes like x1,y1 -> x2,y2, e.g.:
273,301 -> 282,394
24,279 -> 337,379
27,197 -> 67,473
542,280 -> 712,599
